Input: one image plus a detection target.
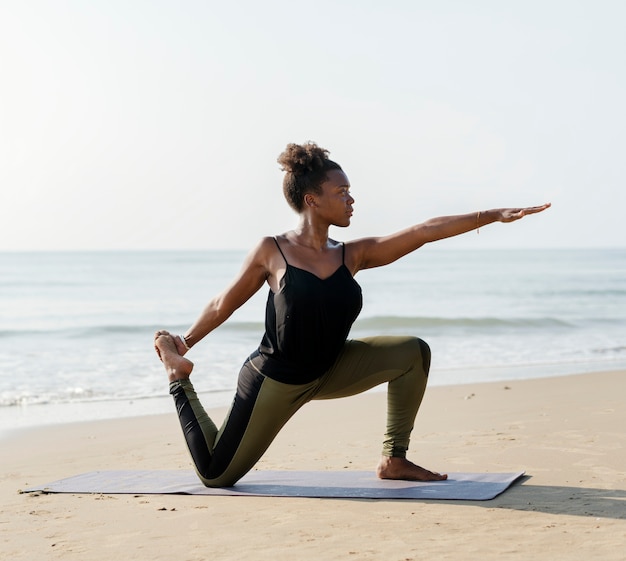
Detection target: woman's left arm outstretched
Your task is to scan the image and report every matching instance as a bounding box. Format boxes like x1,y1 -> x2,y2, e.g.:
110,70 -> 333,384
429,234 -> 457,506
348,203 -> 551,272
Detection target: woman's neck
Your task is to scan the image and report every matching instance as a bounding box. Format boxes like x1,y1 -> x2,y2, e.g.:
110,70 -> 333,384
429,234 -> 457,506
290,218 -> 330,251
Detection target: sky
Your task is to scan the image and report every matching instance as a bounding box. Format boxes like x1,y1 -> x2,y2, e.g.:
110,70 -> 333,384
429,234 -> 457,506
1,0 -> 624,251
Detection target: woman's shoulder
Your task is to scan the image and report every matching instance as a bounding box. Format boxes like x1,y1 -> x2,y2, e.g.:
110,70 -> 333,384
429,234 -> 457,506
342,237 -> 379,274
247,236 -> 280,260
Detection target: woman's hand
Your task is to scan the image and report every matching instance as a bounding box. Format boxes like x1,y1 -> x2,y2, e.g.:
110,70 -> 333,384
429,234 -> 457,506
154,330 -> 188,361
495,203 -> 551,223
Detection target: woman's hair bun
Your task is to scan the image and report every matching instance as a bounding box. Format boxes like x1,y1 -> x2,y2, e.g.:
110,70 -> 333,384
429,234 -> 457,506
277,142 -> 331,175
277,141 -> 342,211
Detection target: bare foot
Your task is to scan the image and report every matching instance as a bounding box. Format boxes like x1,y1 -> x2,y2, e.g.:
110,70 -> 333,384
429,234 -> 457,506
154,330 -> 188,359
376,456 -> 448,481
154,333 -> 194,383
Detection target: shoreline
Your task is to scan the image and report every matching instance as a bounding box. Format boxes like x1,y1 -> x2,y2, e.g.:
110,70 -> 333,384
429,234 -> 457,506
3,361 -> 625,438
2,369 -> 625,560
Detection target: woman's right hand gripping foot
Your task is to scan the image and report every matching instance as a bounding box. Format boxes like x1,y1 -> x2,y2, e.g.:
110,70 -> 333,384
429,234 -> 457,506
154,331 -> 194,382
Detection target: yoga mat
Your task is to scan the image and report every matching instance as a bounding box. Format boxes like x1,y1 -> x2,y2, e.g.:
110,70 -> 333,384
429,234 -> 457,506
25,470 -> 525,500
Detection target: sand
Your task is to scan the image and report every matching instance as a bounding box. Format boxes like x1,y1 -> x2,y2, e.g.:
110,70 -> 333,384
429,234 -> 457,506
1,370 -> 625,560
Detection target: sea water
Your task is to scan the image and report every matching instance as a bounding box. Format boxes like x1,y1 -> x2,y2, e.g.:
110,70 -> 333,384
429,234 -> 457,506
1,247 -> 625,433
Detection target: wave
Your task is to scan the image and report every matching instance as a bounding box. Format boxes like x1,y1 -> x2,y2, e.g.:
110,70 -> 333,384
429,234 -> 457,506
0,316 -> 603,339
0,322 -> 265,339
353,315 -> 575,330
591,345 -> 626,355
0,386 -> 235,408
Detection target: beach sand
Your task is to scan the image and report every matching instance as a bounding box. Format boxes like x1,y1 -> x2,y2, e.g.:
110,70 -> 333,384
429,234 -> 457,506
1,370 -> 624,560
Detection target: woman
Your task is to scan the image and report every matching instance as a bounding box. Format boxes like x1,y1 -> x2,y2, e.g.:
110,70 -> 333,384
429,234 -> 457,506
154,141 -> 550,487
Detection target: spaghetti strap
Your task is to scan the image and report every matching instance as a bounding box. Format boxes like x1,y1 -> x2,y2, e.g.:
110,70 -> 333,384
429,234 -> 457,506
273,237 -> 288,265
341,242 -> 345,264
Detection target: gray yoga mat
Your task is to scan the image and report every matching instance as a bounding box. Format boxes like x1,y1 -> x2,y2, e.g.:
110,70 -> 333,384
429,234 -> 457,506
25,469 -> 525,500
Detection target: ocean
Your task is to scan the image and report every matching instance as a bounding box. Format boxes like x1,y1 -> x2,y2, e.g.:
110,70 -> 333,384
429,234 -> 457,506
1,247 -> 625,434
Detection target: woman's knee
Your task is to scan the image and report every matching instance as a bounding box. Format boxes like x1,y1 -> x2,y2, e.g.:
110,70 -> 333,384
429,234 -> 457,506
417,337 -> 431,376
403,336 -> 431,377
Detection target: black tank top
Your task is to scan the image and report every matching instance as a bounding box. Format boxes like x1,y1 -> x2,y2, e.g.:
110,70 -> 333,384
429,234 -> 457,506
249,238 -> 363,384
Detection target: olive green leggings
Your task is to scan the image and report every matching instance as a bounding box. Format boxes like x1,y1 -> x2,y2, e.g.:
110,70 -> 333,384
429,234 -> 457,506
169,335 -> 430,487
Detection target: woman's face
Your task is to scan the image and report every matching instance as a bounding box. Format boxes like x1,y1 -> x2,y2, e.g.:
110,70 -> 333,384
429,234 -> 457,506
312,169 -> 355,228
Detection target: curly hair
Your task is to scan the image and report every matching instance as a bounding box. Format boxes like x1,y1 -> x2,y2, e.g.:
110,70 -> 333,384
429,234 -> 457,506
277,142 -> 343,212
